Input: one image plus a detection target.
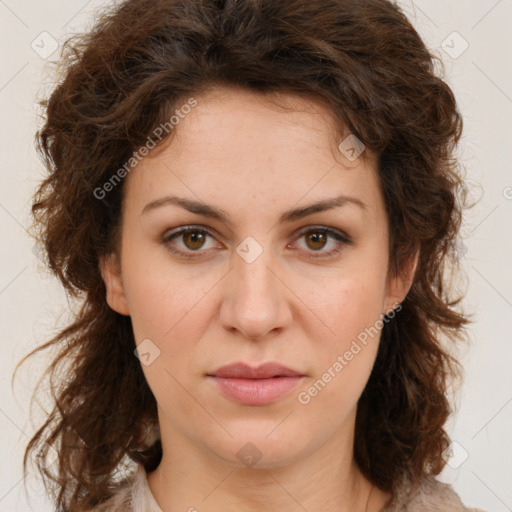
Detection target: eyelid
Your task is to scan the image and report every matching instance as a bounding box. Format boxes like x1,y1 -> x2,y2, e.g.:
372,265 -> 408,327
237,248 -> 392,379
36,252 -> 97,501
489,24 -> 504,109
162,224 -> 352,259
162,225 -> 223,252
292,225 -> 352,244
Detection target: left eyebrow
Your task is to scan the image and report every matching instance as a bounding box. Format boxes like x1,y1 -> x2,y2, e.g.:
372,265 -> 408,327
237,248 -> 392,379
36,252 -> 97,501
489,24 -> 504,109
141,194 -> 367,226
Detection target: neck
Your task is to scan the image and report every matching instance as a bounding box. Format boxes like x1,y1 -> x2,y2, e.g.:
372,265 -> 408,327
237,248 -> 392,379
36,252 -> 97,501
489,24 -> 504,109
147,409 -> 387,512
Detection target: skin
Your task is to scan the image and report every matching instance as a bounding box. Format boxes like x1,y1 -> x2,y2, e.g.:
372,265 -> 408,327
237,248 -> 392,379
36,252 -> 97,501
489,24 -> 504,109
100,86 -> 418,512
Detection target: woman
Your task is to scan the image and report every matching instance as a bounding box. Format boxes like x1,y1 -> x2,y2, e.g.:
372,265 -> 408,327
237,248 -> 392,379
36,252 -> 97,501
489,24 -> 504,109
22,0 -> 485,510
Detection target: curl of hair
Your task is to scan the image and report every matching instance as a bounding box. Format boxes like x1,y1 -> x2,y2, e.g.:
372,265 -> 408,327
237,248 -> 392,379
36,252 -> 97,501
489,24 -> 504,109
20,0 -> 471,509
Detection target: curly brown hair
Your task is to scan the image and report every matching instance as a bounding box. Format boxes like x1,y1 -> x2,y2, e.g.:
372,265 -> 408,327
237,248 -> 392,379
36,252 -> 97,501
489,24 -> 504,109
19,0 -> 471,510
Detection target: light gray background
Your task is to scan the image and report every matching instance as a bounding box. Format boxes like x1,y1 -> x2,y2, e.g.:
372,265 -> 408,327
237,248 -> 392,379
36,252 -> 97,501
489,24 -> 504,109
1,1 -> 511,511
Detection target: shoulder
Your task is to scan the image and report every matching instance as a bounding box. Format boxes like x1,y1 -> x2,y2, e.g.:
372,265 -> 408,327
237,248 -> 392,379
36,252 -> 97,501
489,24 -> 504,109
381,476 -> 488,512
87,482 -> 133,511
90,478 -> 134,512
87,464 -> 163,512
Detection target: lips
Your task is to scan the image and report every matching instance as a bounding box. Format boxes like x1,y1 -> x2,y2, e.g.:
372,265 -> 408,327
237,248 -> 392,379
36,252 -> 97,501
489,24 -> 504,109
206,362 -> 305,405
207,362 -> 304,379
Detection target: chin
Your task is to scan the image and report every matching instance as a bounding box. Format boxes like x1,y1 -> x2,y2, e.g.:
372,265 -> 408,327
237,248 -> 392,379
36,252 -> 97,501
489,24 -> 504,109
203,428 -> 312,470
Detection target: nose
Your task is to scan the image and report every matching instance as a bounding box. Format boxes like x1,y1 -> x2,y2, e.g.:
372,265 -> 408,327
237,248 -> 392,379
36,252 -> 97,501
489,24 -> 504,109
219,242 -> 293,340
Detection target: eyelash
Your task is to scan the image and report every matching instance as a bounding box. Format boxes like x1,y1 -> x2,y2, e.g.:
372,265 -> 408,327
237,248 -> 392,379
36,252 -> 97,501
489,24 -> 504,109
162,225 -> 352,260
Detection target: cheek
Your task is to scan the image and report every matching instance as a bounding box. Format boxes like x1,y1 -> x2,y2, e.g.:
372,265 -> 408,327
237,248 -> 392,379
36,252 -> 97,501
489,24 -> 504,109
319,273 -> 387,343
126,274 -> 211,347
120,232 -> 209,337
122,260 -> 214,404
303,274 -> 386,399
297,289 -> 383,425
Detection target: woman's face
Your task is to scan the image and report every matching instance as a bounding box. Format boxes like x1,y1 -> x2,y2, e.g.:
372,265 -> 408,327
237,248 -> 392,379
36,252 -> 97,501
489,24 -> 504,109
101,86 -> 414,469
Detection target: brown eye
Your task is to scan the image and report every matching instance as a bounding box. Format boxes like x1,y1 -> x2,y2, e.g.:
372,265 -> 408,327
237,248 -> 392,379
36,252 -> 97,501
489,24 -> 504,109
182,230 -> 207,250
304,231 -> 328,251
163,227 -> 219,259
163,225 -> 351,261
294,227 -> 352,259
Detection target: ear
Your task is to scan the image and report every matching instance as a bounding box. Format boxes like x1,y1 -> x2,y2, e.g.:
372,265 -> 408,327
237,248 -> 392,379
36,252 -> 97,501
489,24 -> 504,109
383,249 -> 419,314
99,253 -> 130,316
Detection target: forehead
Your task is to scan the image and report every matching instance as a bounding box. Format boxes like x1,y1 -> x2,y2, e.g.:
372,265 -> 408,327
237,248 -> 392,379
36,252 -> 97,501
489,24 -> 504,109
154,86 -> 355,164
122,86 -> 384,221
